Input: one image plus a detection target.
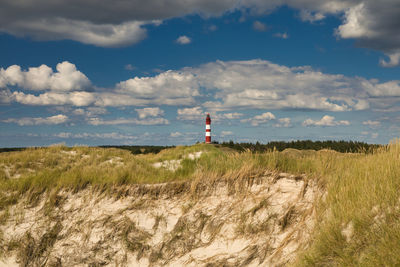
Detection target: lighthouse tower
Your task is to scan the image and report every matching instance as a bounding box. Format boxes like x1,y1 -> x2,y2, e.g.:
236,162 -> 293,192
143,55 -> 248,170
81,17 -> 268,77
205,113 -> 211,144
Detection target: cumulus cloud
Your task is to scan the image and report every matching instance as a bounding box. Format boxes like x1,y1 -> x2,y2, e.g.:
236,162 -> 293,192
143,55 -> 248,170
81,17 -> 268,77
334,1 -> 400,66
176,107 -> 243,122
208,25 -> 218,32
170,132 -> 183,137
4,114 -> 68,126
274,117 -> 291,127
0,89 -> 13,103
5,67 -> 200,107
216,112 -> 243,120
274,32 -> 289,39
361,80 -> 400,97
0,0 -> 399,62
136,107 -> 164,119
303,115 -> 350,127
0,61 -> 90,91
299,10 -> 326,22
54,132 -> 138,140
115,70 -> 199,105
3,18 -> 149,47
253,21 -> 267,32
12,91 -> 96,106
0,0 -> 240,47
380,52 -> 400,68
87,117 -> 169,125
241,112 -> 275,126
177,107 -> 204,121
176,35 -> 191,44
72,109 -> 85,115
194,59 -> 387,111
73,107 -> 107,116
3,59 -> 400,110
125,64 -> 136,71
363,120 -> 380,126
220,130 -> 233,137
336,3 -> 372,39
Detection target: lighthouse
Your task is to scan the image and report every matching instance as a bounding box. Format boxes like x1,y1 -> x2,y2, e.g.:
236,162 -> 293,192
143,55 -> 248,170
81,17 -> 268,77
205,113 -> 211,144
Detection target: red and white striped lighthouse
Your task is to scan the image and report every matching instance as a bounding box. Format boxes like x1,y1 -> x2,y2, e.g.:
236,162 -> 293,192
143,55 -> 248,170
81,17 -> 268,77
205,113 -> 211,144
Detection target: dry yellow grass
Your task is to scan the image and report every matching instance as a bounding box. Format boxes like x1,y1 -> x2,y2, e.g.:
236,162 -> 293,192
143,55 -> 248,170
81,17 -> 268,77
0,140 -> 400,265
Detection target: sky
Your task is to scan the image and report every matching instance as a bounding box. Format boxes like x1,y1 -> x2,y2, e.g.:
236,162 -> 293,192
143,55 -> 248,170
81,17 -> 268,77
0,0 -> 400,147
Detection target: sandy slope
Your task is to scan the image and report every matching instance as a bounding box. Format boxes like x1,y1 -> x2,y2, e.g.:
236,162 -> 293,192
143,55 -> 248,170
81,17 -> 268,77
0,171 -> 320,266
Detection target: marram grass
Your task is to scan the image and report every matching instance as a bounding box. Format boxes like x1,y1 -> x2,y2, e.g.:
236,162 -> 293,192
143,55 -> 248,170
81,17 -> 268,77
296,139 -> 400,266
1,141 -> 400,265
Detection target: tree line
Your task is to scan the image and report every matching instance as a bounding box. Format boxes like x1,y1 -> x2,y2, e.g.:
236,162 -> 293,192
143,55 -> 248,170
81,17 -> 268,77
99,145 -> 174,154
218,140 -> 380,153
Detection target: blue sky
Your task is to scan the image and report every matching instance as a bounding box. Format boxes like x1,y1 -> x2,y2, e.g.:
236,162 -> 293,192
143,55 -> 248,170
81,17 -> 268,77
1,1 -> 399,146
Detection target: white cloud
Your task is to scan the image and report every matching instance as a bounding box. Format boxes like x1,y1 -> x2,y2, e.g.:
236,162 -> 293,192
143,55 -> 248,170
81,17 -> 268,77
363,120 -> 380,126
362,80 -> 400,97
176,35 -> 191,44
274,117 -> 291,127
0,65 -> 23,87
380,52 -> 400,68
94,93 -> 196,107
72,108 -> 85,115
176,107 -> 242,122
4,114 -> 68,126
88,117 -> 169,125
73,107 -> 107,116
12,91 -> 95,106
3,59 -> 400,111
125,64 -> 136,71
0,89 -> 13,103
55,132 -> 73,138
336,4 -> 373,39
333,2 -> 400,67
208,25 -> 218,32
136,107 -> 164,119
241,112 -> 275,126
177,106 -> 204,121
220,130 -> 233,137
0,61 -> 90,91
274,32 -> 289,39
371,132 -> 379,139
299,10 -> 326,22
86,107 -> 108,116
216,112 -> 243,120
253,21 -> 267,32
195,60 -> 368,111
170,132 -> 183,137
303,115 -> 350,127
54,132 -> 138,140
115,70 -> 199,105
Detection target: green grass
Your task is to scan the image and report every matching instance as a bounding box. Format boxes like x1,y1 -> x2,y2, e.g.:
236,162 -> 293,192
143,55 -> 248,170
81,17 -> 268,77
296,140 -> 400,266
1,141 -> 400,265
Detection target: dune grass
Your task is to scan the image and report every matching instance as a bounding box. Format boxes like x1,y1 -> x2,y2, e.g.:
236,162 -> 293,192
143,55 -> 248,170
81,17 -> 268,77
1,141 -> 400,265
296,140 -> 400,266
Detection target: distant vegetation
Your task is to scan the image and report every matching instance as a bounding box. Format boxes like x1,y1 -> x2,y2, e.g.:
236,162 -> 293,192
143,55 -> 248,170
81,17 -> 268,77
99,145 -> 174,155
0,140 -> 379,154
219,140 -> 380,153
0,147 -> 26,153
0,146 -> 174,154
